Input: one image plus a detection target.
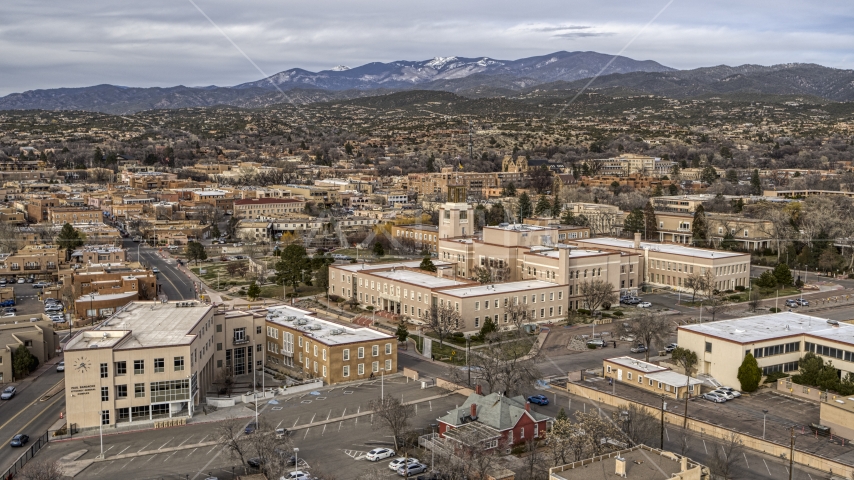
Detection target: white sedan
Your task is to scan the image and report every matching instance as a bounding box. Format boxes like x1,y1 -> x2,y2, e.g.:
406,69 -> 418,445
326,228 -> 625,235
389,457 -> 420,471
366,448 -> 395,461
637,302 -> 652,308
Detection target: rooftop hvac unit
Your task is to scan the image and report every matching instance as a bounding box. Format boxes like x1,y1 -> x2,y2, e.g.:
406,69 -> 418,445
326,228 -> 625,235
296,319 -> 308,325
309,324 -> 322,331
285,316 -> 296,322
330,329 -> 343,335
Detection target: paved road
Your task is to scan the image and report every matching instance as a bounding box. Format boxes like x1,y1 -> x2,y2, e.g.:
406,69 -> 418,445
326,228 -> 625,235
123,239 -> 196,301
0,362 -> 66,474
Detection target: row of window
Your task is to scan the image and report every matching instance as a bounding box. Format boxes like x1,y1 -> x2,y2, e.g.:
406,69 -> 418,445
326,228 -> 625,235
342,360 -> 393,377
762,362 -> 799,376
101,358 -> 184,377
473,306 -> 563,328
100,380 -> 189,403
753,342 -> 800,358
804,342 -> 854,362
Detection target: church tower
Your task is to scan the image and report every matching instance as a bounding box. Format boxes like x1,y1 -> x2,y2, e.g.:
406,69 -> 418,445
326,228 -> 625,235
439,184 -> 475,239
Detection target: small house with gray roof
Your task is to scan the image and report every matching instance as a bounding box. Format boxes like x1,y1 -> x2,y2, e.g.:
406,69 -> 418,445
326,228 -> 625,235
437,386 -> 551,449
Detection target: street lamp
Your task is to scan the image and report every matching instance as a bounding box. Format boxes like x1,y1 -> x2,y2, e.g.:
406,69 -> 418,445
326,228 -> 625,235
97,410 -> 104,459
89,293 -> 95,324
762,409 -> 768,439
293,447 -> 299,476
430,424 -> 437,471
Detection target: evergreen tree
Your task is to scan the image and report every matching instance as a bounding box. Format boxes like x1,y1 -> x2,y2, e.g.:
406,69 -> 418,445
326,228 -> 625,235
210,224 -> 221,239
643,202 -> 658,241
487,203 -> 506,226
275,244 -> 309,290
426,154 -> 435,173
247,281 -> 261,300
419,257 -> 437,272
395,322 -> 409,342
12,344 -> 38,379
92,147 -> 103,166
691,205 -> 708,246
750,169 -> 762,195
561,208 -> 576,225
315,263 -> 330,291
518,192 -> 533,219
186,241 -> 208,265
725,169 -> 739,184
534,195 -> 552,216
56,223 -> 84,253
668,184 -> 679,195
756,270 -> 778,289
373,242 -> 385,257
479,317 -> 498,339
773,263 -> 793,286
551,192 -> 562,218
556,407 -> 568,422
651,184 -> 663,197
502,182 -> 516,197
737,353 -> 762,392
700,165 -> 718,184
623,208 -> 645,235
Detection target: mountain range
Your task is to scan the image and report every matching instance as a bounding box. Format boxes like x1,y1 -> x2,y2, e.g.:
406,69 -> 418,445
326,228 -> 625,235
0,51 -> 852,114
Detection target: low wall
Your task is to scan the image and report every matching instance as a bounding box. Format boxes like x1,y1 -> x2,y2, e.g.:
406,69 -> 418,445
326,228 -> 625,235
282,380 -> 324,395
206,397 -> 235,408
403,367 -> 419,381
436,378 -> 474,397
776,378 -> 823,402
557,381 -> 854,478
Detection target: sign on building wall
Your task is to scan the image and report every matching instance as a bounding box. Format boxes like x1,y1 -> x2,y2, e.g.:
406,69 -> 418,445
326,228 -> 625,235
423,337 -> 432,359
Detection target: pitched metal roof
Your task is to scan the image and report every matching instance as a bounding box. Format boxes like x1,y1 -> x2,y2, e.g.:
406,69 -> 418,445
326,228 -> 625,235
437,392 -> 551,431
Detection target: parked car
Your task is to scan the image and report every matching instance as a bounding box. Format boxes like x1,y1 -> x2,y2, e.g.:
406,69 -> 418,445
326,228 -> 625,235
284,471 -> 312,479
275,428 -> 290,438
3,307 -> 15,313
797,299 -> 810,306
389,457 -> 421,471
9,434 -> 28,447
2,313 -> 13,317
398,463 -> 429,477
26,277 -> 34,283
785,299 -> 799,308
586,339 -> 605,348
717,387 -> 742,397
637,302 -> 652,308
366,448 -> 395,461
152,267 -> 160,273
711,389 -> 735,400
56,362 -> 65,372
665,343 -> 678,353
1,386 -> 16,400
0,300 -> 14,307
16,278 -> 24,284
527,394 -> 549,406
702,392 -> 727,403
244,422 -> 256,434
630,344 -> 648,353
33,282 -> 50,288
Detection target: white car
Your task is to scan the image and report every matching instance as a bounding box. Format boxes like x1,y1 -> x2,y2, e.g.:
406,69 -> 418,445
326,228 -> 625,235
366,448 -> 395,461
637,302 -> 652,308
282,472 -> 311,480
711,389 -> 735,400
718,387 -> 742,398
389,457 -> 420,471
56,362 -> 65,372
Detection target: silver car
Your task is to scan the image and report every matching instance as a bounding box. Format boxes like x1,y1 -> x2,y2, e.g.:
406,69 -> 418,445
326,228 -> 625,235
702,392 -> 726,403
1,386 -> 16,400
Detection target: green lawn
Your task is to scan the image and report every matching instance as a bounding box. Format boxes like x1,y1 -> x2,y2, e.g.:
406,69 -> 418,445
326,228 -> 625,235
680,279 -> 801,306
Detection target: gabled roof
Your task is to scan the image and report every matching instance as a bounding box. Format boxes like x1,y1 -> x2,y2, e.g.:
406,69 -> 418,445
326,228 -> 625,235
438,392 -> 551,431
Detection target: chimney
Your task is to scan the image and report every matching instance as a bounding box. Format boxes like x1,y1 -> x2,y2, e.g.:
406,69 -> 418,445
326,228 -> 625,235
470,403 -> 477,418
680,456 -> 688,472
615,457 -> 627,478
475,384 -> 482,395
525,401 -> 531,412
633,232 -> 642,249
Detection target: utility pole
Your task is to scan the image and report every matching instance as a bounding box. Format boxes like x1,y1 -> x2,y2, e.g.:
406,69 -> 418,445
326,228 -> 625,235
466,338 -> 471,386
788,426 -> 795,480
660,396 -> 666,449
468,121 -> 473,161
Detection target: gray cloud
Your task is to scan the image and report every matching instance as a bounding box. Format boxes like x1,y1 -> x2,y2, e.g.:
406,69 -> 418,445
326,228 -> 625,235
0,0 -> 852,95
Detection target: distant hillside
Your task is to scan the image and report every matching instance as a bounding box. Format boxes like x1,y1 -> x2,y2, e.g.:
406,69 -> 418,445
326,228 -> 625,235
0,53 -> 852,114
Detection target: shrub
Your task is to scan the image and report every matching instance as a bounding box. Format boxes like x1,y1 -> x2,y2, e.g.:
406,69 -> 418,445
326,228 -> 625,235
735,285 -> 746,292
577,309 -> 591,315
737,353 -> 762,392
769,307 -> 780,313
602,302 -> 611,310
728,294 -> 741,301
724,289 -> 735,294
587,343 -> 598,349
328,295 -> 344,303
764,371 -> 789,384
511,444 -> 527,455
613,311 -> 624,317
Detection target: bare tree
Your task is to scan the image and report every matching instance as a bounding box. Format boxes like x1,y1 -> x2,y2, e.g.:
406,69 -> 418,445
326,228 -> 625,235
748,288 -> 761,312
683,270 -> 708,303
615,311 -> 671,361
368,394 -> 415,450
217,418 -> 253,468
217,417 -> 294,478
17,459 -> 63,480
708,431 -> 743,480
518,437 -> 548,480
671,347 -> 699,428
505,301 -> 529,336
425,303 -> 460,348
578,279 -> 618,313
677,431 -> 692,457
615,403 -> 661,448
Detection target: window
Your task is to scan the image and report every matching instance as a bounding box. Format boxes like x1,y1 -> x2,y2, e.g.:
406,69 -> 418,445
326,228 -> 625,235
358,363 -> 364,375
371,345 -> 379,356
322,349 -> 327,361
475,317 -> 480,328
100,363 -> 108,378
372,361 -> 379,373
627,372 -> 633,380
115,361 -> 126,375
217,343 -> 222,351
322,365 -> 327,377
149,379 -> 190,402
534,424 -> 539,438
135,383 -> 145,398
705,342 -> 712,353
134,360 -> 144,375
343,365 -> 350,377
154,358 -> 164,373
385,343 -> 392,354
385,359 -> 392,371
343,349 -> 350,361
638,376 -> 643,384
256,326 -> 262,335
101,386 -> 109,401
358,347 -> 364,359
216,324 -> 222,332
174,356 -> 184,371
116,385 -> 127,399
102,410 -> 110,425
520,427 -> 525,439
298,337 -> 303,347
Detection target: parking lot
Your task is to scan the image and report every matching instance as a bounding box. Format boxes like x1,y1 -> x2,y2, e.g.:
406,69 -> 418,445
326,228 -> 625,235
36,376 -> 467,479
2,281 -> 61,318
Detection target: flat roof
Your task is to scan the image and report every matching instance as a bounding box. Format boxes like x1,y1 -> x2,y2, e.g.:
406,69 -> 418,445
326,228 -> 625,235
647,370 -> 704,387
552,446 -> 700,480
266,305 -> 392,345
64,301 -> 211,351
370,269 -> 468,289
440,280 -> 557,298
333,260 -> 452,273
578,237 -> 744,259
678,312 -> 847,344
484,223 -> 555,232
606,356 -> 668,373
536,248 -> 607,259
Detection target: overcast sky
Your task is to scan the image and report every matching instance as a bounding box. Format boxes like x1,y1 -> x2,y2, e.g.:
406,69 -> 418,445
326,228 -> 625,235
1,0 -> 852,96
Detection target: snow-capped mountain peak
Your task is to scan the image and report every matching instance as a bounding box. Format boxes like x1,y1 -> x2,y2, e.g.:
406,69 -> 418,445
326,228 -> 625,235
425,57 -> 459,69
331,65 -> 350,71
